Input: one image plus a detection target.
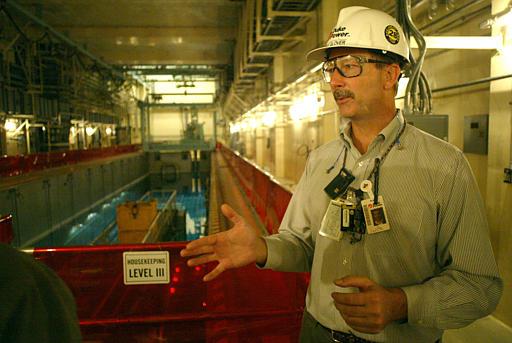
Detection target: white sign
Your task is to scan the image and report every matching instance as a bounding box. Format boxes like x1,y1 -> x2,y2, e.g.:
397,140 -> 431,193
123,251 -> 170,285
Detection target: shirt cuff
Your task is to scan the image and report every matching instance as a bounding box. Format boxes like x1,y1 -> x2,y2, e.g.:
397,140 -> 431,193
401,284 -> 437,328
259,235 -> 283,269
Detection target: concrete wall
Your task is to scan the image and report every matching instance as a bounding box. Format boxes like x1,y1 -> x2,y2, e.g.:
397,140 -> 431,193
0,153 -> 149,247
489,0 -> 512,326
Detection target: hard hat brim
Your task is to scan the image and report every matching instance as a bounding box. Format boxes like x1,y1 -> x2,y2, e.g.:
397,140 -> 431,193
306,44 -> 410,64
306,46 -> 329,62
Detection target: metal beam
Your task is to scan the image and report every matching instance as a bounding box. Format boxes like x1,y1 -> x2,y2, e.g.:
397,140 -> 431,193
5,0 -> 125,80
52,26 -> 236,41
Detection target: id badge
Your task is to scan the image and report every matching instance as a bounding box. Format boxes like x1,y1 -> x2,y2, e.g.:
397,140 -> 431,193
319,199 -> 343,241
341,202 -> 356,230
361,196 -> 390,234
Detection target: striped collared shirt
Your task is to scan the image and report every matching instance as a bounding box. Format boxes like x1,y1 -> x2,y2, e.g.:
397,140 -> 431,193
264,111 -> 502,342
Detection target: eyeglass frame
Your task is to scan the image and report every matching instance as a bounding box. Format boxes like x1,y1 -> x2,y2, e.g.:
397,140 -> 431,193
321,55 -> 391,82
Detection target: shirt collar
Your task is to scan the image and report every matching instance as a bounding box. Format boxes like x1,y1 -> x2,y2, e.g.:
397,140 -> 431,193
339,109 -> 404,150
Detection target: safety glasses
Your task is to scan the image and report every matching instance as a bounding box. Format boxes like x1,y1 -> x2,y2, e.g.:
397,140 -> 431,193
321,55 -> 389,82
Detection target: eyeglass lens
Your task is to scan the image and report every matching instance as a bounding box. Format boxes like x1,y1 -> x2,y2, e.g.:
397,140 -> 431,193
322,56 -> 363,82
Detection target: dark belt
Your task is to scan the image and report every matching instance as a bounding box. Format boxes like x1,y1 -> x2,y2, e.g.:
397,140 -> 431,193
317,319 -> 442,343
316,320 -> 375,343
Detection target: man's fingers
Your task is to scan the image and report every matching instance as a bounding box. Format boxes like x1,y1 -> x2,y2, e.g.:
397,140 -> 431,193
343,316 -> 382,334
221,204 -> 242,225
186,254 -> 217,267
333,303 -> 367,318
182,235 -> 217,252
180,235 -> 218,258
332,292 -> 366,306
334,275 -> 375,291
203,263 -> 226,282
180,245 -> 214,258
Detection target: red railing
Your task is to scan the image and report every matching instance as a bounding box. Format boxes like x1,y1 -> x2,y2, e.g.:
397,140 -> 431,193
219,144 -> 293,235
23,143 -> 309,341
0,145 -> 141,177
34,243 -> 307,342
0,214 -> 13,244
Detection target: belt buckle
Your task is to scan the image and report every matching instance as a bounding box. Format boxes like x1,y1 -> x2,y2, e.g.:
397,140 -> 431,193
331,330 -> 360,343
331,330 -> 342,343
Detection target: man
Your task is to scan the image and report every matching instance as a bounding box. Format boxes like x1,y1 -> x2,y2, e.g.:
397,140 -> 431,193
0,243 -> 81,342
181,6 -> 503,343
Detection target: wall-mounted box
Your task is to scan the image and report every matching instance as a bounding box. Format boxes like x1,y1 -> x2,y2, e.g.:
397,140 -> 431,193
463,114 -> 488,155
404,114 -> 449,141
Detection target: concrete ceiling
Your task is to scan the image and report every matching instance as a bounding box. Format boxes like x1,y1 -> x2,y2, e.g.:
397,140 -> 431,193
15,0 -> 243,66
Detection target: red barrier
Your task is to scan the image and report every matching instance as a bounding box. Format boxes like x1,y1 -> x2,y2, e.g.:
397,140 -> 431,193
34,243 -> 307,342
0,214 -> 13,244
218,144 -> 292,235
0,145 -> 141,177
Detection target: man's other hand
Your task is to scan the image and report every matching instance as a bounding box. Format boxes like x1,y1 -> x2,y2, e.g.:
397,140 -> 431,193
331,276 -> 407,334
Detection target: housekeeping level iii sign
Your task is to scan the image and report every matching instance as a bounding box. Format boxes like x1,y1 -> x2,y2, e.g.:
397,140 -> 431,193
123,251 -> 170,285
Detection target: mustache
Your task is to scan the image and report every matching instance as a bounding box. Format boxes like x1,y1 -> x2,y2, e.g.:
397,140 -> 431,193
333,88 -> 355,100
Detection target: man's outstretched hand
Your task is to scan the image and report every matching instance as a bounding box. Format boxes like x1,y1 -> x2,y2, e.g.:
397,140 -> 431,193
180,204 -> 268,281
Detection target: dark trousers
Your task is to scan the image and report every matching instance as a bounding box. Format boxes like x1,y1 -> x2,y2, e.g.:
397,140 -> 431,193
299,310 -> 442,343
299,310 -> 339,343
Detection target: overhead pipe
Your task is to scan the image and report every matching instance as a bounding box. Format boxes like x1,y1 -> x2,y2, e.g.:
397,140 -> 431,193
5,0 -> 125,80
419,0 -> 487,32
224,0 -> 317,119
255,0 -> 308,43
395,73 -> 512,99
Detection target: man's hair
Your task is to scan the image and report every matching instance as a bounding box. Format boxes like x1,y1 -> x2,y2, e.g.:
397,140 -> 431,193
370,50 -> 404,95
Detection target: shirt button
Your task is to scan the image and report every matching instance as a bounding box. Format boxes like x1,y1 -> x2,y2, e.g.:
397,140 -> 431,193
358,161 -> 364,167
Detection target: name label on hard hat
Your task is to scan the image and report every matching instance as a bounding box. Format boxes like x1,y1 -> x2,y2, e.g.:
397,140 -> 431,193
123,251 -> 170,285
331,26 -> 350,39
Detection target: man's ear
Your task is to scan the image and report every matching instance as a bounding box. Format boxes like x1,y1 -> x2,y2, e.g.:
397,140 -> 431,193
383,63 -> 401,90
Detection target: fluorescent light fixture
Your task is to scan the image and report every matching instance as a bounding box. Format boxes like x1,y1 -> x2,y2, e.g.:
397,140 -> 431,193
410,36 -> 502,50
249,117 -> 259,129
229,123 -> 240,134
85,126 -> 96,136
289,101 -> 303,122
396,77 -> 410,99
262,111 -> 277,127
309,63 -> 322,73
4,119 -> 17,132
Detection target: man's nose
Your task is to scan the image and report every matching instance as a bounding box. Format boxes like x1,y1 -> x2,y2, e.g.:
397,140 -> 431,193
329,69 -> 346,86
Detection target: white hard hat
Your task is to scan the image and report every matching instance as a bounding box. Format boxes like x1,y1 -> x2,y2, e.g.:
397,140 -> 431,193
307,6 -> 410,64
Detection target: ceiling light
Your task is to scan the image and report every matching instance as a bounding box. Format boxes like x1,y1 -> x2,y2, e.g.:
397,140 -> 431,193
262,111 -> 276,127
410,36 -> 502,50
85,126 -> 96,136
4,119 -> 17,132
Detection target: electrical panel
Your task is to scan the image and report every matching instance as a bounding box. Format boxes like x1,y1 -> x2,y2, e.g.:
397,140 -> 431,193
463,114 -> 488,155
404,114 -> 449,141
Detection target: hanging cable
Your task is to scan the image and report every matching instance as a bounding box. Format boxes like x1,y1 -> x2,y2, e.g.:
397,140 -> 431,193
396,0 -> 432,115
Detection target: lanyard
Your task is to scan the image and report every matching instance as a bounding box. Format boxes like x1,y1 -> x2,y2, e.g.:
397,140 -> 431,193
366,120 -> 407,203
366,120 -> 407,181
